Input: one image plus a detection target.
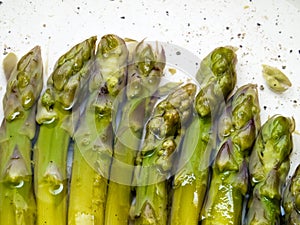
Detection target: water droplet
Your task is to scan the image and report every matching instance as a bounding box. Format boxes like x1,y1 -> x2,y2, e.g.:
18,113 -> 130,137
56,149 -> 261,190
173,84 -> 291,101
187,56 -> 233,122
10,111 -> 21,120
49,183 -> 64,195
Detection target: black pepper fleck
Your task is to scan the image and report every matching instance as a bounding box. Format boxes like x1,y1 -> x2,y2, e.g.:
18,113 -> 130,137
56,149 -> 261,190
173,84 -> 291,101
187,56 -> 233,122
187,23 -> 190,26
120,16 -> 125,19
293,100 -> 297,103
290,49 -> 293,53
259,85 -> 264,90
203,17 -> 206,20
263,106 -> 267,110
176,51 -> 181,55
282,65 -> 286,69
226,26 -> 230,30
0,1 -> 3,5
298,50 -> 300,54
257,22 -> 261,26
166,11 -> 169,16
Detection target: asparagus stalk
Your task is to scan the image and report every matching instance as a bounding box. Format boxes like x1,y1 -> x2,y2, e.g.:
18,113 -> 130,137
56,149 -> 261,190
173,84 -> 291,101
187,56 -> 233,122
170,46 -> 237,225
131,83 -> 196,225
34,36 -> 97,225
0,46 -> 43,225
200,84 -> 261,225
245,115 -> 294,225
283,164 -> 300,225
104,40 -> 166,225
68,34 -> 129,225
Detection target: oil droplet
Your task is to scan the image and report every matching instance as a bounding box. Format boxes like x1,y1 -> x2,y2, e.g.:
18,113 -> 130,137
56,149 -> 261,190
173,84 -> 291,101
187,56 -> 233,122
43,117 -> 56,125
23,96 -> 33,106
193,191 -> 199,206
9,111 -> 21,120
92,144 -> 100,152
252,176 -> 261,183
11,180 -> 24,188
81,137 -> 90,146
49,183 -> 64,195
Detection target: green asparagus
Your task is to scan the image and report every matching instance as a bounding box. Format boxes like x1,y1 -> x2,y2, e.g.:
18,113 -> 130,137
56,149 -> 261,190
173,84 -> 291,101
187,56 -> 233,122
131,83 -> 196,225
245,115 -> 294,225
170,46 -> 237,225
0,46 -> 43,224
104,40 -> 166,225
283,164 -> 300,225
200,84 -> 261,225
34,36 -> 97,225
68,34 -> 128,225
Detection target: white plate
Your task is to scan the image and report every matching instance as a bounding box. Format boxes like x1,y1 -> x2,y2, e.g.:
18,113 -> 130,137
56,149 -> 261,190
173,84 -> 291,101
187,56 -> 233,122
0,0 -> 299,177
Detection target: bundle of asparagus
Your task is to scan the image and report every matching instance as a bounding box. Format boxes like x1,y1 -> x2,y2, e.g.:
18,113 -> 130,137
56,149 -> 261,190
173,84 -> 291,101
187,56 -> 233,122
200,84 -> 261,225
68,34 -> 129,225
170,46 -> 237,225
246,115 -> 294,225
0,35 -> 297,225
34,36 -> 97,225
0,46 -> 43,224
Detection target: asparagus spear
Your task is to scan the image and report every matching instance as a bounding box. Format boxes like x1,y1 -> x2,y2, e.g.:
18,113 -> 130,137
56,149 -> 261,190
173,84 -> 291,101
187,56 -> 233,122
200,84 -> 261,225
0,46 -> 43,225
170,46 -> 237,225
104,40 -> 166,225
68,34 -> 128,225
245,115 -> 294,225
34,36 -> 97,225
131,83 -> 196,225
283,164 -> 300,225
